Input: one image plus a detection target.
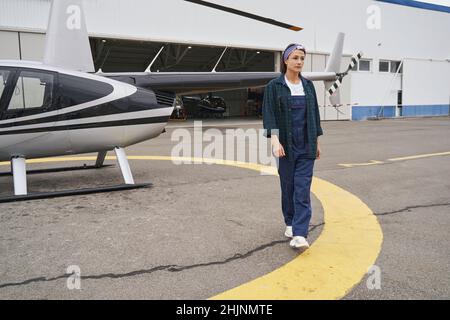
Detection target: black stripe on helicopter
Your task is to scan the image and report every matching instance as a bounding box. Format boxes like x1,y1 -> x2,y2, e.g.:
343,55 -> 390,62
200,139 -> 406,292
0,90 -> 174,129
0,116 -> 170,136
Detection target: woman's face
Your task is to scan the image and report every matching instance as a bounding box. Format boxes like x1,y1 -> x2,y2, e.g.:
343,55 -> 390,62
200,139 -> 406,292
284,49 -> 305,74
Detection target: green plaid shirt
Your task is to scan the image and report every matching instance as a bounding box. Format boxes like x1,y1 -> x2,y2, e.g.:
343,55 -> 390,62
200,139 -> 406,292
263,74 -> 323,161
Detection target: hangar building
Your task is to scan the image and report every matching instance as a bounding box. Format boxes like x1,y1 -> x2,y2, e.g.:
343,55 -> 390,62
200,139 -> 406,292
1,0 -> 449,120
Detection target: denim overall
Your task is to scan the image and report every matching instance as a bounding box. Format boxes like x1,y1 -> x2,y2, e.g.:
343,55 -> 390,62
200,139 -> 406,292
278,95 -> 315,238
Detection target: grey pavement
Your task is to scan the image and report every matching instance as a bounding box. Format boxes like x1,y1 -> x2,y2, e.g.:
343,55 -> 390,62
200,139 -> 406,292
0,116 -> 449,299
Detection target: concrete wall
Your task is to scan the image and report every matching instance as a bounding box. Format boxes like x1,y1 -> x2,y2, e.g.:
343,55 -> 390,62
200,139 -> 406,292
401,59 -> 450,117
351,68 -> 402,120
350,58 -> 450,120
403,59 -> 450,105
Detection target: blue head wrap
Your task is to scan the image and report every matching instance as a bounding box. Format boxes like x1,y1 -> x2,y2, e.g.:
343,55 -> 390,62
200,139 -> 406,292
283,44 -> 306,61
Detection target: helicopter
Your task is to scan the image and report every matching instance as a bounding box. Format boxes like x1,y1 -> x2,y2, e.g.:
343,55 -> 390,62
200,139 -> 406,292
0,0 -> 360,202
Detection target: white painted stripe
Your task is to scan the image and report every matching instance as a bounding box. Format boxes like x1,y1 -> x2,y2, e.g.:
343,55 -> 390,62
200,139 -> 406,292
0,107 -> 173,133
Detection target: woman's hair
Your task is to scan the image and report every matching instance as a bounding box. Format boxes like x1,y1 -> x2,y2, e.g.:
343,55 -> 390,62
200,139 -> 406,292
281,43 -> 306,74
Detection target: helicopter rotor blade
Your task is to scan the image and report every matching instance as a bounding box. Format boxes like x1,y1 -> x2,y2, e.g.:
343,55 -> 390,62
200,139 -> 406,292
185,0 -> 303,31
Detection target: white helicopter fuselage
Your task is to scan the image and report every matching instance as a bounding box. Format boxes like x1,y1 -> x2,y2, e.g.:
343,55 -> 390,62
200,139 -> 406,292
0,60 -> 174,162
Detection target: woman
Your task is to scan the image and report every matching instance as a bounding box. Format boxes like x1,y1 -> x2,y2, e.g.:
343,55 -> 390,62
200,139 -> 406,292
262,43 -> 323,249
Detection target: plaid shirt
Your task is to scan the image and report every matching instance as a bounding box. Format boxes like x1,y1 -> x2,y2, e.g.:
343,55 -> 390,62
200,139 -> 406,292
263,74 -> 323,161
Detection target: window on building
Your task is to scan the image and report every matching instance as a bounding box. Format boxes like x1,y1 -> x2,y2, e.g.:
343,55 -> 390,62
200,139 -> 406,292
379,61 -> 390,72
8,70 -> 54,110
379,60 -> 403,74
391,61 -> 402,73
351,59 -> 372,72
359,59 -> 371,71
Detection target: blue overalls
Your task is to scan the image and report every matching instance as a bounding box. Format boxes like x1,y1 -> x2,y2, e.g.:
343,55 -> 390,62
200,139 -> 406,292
278,95 -> 315,238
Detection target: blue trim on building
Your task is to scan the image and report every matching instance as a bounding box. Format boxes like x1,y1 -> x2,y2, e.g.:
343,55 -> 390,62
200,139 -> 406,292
352,105 -> 450,120
402,105 -> 450,116
376,0 -> 450,13
352,106 -> 396,121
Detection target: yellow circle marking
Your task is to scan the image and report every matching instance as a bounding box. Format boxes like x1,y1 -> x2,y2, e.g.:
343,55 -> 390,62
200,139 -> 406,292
0,155 -> 383,299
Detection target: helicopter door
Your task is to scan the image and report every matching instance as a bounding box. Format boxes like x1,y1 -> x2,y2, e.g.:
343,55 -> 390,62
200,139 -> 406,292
6,69 -> 55,116
0,68 -> 58,156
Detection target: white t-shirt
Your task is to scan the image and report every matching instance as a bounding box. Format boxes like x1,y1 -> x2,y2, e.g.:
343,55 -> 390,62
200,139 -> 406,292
285,76 -> 305,96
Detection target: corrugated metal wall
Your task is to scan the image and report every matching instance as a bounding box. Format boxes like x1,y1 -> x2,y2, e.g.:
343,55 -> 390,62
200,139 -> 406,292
0,0 -> 50,31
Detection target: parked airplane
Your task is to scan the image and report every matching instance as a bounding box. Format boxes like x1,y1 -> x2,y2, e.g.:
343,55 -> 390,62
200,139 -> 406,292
0,0 -> 360,202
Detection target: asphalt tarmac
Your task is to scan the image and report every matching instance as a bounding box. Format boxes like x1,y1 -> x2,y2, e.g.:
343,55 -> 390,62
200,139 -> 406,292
0,116 -> 449,299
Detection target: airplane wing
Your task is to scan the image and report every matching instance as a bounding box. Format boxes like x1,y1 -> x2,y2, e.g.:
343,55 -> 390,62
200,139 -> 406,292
100,71 -> 337,96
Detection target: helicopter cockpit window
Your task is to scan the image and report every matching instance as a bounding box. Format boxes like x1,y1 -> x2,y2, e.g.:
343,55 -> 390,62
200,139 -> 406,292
58,74 -> 114,108
8,70 -> 54,110
0,69 -> 10,99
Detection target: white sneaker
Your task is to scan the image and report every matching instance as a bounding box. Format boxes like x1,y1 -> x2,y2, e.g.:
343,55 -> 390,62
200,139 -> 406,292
284,226 -> 293,238
289,236 -> 310,249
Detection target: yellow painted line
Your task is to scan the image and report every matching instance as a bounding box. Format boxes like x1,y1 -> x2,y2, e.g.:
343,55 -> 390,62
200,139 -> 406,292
0,156 -> 279,175
0,155 -> 382,300
339,151 -> 450,168
339,160 -> 385,168
388,151 -> 450,162
211,176 -> 383,300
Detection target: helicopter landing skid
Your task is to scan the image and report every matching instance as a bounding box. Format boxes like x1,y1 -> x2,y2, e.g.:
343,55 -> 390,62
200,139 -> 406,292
0,183 -> 151,203
2,148 -> 148,203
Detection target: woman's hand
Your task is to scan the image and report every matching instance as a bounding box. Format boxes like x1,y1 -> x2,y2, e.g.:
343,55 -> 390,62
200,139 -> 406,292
271,136 -> 286,158
316,141 -> 321,160
273,144 -> 286,158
